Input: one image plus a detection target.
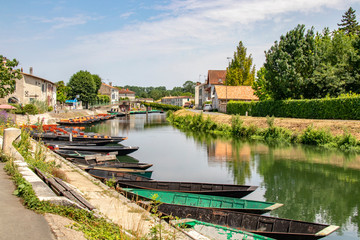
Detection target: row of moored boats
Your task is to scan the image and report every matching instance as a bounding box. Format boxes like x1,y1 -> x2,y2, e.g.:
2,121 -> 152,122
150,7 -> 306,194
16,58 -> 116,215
26,115 -> 339,240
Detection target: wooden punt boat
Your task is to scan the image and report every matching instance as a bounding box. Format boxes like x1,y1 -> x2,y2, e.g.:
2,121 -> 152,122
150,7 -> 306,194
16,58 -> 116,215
53,145 -> 139,156
30,131 -> 127,143
67,158 -> 153,169
121,188 -> 283,214
171,218 -> 274,240
87,170 -> 151,182
84,168 -> 152,180
116,180 -> 257,198
53,149 -> 117,159
42,139 -> 112,146
139,202 -> 339,240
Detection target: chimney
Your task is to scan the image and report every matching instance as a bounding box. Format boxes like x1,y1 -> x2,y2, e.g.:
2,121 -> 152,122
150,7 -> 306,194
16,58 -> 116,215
29,67 -> 33,75
109,82 -> 112,86
21,68 -> 23,72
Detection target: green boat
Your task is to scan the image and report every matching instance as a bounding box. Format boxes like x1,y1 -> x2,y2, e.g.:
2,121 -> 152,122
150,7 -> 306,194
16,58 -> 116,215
171,219 -> 275,240
121,188 -> 283,214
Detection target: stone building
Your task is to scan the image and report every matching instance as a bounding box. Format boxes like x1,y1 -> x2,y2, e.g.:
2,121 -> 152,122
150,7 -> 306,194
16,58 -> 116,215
98,82 -> 120,104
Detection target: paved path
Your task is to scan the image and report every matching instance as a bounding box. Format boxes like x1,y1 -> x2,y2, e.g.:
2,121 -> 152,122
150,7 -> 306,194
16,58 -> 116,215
0,162 -> 55,240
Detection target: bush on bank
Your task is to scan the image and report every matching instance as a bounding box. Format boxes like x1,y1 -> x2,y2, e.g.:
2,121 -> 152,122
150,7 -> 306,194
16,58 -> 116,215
227,95 -> 360,120
143,102 -> 182,111
167,111 -> 360,152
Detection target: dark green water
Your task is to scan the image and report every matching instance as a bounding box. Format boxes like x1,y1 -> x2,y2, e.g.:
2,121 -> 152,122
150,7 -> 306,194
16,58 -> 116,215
86,113 -> 360,240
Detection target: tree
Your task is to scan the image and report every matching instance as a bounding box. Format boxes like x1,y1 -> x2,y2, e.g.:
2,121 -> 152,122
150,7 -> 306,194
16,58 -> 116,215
226,41 -> 255,86
182,80 -> 196,94
338,7 -> 360,35
92,74 -> 102,93
67,70 -> 96,108
55,81 -> 70,103
252,67 -> 270,101
308,29 -> 357,98
263,24 -> 317,100
0,55 -> 22,98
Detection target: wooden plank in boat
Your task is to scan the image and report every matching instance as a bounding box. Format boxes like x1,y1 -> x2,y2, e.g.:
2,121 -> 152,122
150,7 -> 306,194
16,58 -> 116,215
95,155 -> 117,162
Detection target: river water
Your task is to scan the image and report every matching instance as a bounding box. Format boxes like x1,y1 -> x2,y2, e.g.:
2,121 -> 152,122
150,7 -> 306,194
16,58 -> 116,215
86,113 -> 360,240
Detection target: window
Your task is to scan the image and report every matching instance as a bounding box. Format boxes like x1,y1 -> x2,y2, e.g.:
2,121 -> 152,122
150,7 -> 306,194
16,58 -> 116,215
42,84 -> 45,92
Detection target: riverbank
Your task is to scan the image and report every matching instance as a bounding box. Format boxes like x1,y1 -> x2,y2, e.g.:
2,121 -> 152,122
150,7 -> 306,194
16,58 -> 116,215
175,109 -> 360,140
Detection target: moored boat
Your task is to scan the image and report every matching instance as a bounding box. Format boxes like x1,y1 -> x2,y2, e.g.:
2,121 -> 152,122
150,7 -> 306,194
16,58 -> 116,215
67,158 -> 153,170
52,145 -> 139,156
121,188 -> 283,214
53,149 -> 116,159
139,202 -> 339,240
171,218 -> 275,240
85,168 -> 153,181
116,180 -> 257,198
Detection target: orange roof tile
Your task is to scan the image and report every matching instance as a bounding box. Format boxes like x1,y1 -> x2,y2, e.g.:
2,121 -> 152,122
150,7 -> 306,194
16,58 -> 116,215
214,85 -> 259,101
207,70 -> 227,85
118,88 -> 135,94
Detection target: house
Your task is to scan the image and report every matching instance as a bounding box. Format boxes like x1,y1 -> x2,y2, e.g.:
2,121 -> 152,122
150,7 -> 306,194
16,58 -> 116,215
118,88 -> 136,101
0,67 -> 57,107
98,82 -> 119,104
212,85 -> 259,113
195,70 -> 226,109
161,96 -> 194,107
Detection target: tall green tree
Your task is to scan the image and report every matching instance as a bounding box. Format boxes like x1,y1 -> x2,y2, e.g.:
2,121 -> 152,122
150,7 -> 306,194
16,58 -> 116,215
263,24 -> 317,100
182,80 -> 196,94
252,67 -> 270,101
308,29 -> 358,98
226,41 -> 255,86
92,74 -> 102,93
338,7 -> 360,35
67,70 -> 96,108
55,81 -> 70,103
0,55 -> 22,98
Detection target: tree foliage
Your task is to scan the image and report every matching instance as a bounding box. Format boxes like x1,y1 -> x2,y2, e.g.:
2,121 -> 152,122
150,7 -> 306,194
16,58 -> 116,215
338,7 -> 360,35
67,70 -> 96,105
0,55 -> 22,98
92,74 -> 102,93
262,24 -> 317,100
55,81 -> 70,103
226,41 -> 255,86
255,24 -> 360,100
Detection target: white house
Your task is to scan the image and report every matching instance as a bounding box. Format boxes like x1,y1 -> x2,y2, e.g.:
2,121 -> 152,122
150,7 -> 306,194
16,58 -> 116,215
161,96 -> 194,107
1,67 -> 57,107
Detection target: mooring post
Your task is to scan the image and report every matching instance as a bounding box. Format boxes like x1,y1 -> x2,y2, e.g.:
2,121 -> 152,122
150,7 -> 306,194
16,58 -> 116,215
2,128 -> 21,155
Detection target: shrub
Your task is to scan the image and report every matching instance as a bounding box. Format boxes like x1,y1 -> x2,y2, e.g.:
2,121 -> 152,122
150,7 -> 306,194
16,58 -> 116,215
31,100 -> 48,114
23,104 -> 39,115
227,95 -> 360,120
299,126 -> 333,146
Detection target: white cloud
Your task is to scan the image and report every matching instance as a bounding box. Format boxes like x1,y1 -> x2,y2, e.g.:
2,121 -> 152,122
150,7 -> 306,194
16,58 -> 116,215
37,14 -> 100,30
17,0 -> 360,87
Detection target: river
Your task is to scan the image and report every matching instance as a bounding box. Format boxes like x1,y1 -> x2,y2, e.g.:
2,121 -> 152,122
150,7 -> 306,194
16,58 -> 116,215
85,112 -> 360,240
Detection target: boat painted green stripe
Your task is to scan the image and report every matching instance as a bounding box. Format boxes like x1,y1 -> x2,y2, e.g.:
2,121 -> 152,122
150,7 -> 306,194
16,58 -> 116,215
172,219 -> 275,240
122,188 -> 282,211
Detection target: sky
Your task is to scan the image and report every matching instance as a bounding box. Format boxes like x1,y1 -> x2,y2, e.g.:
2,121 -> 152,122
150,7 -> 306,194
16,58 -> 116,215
1,0 -> 360,89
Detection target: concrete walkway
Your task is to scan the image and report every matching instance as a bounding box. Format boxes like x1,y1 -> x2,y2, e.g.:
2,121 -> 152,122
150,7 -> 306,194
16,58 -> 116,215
0,162 -> 55,240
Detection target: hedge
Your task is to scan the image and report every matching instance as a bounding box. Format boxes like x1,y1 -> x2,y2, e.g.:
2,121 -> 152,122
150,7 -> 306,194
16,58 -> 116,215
227,96 -> 360,120
143,102 -> 182,111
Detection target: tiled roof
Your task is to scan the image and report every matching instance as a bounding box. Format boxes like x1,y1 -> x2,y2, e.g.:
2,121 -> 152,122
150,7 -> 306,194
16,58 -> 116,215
162,96 -> 193,99
22,72 -> 56,85
118,88 -> 135,94
207,70 -> 227,85
101,82 -> 119,90
214,85 -> 259,101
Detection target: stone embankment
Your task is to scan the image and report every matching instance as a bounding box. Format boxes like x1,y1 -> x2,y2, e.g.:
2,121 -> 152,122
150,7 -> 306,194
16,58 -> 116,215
5,109 -> 192,240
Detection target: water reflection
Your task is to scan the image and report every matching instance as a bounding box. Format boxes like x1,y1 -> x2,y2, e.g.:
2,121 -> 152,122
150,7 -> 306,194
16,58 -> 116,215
86,114 -> 359,239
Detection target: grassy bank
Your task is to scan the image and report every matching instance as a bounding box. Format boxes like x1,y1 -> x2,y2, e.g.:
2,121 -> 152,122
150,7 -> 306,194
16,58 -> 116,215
2,128 -> 131,240
167,110 -> 360,153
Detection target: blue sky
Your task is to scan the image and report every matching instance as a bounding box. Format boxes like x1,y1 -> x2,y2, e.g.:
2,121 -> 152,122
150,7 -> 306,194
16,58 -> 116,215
1,0 -> 360,88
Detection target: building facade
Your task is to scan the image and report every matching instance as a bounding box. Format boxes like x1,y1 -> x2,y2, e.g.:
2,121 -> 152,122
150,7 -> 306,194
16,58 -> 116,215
118,89 -> 136,101
98,82 -> 119,104
161,96 -> 194,107
194,70 -> 226,109
1,69 -> 57,107
212,85 -> 259,113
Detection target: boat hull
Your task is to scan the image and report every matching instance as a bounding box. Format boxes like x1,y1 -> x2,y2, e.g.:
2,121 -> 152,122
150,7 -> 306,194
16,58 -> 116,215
140,202 -> 339,240
116,180 -> 257,198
